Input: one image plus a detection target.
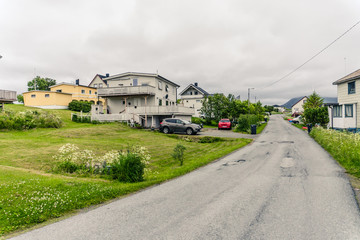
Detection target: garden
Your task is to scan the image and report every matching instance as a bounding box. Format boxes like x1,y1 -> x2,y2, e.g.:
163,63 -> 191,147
0,104 -> 252,237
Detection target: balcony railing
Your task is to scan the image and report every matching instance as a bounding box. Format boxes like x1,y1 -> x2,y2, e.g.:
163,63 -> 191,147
127,106 -> 195,115
0,90 -> 17,102
98,85 -> 156,97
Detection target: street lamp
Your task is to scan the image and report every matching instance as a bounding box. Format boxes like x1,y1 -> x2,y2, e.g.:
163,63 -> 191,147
248,88 -> 255,103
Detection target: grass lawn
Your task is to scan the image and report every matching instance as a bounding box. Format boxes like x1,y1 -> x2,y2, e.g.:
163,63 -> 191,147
0,104 -> 252,237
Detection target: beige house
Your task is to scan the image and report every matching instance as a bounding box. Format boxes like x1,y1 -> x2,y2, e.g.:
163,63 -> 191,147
92,72 -> 194,128
291,96 -> 307,114
329,69 -> 360,131
23,81 -> 105,109
179,83 -> 209,117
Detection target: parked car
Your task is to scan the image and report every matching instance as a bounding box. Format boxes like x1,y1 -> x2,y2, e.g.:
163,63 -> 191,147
292,116 -> 303,124
218,119 -> 232,130
160,118 -> 201,135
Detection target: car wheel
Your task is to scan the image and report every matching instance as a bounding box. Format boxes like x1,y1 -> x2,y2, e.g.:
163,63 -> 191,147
218,127 -> 221,130
186,128 -> 193,135
163,127 -> 170,134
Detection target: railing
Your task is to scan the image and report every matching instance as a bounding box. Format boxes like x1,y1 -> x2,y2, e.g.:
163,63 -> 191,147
127,106 -> 195,115
98,85 -> 156,97
0,90 -> 17,102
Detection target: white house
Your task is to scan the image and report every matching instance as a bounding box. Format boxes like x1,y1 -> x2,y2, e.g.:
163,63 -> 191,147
91,72 -> 194,128
329,68 -> 360,131
179,82 -> 210,117
291,96 -> 308,114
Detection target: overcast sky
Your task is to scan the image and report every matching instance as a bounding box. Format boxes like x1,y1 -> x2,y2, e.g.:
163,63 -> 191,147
0,0 -> 359,105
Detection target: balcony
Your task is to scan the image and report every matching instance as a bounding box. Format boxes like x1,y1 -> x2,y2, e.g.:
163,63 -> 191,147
0,90 -> 17,103
98,85 -> 156,97
127,106 -> 195,116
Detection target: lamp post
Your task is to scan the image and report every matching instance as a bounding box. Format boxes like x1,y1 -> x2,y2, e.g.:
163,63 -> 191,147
248,88 -> 255,113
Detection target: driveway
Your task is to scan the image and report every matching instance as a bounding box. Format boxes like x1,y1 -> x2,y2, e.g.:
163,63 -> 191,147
11,115 -> 360,239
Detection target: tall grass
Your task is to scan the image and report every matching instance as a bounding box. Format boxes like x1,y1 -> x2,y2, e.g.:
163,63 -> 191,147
310,127 -> 360,177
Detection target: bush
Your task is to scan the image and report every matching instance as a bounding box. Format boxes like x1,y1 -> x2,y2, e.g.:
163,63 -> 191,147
198,136 -> 223,143
303,107 -> 329,127
172,144 -> 186,166
0,110 -> 62,130
110,152 -> 145,182
191,117 -> 205,125
235,114 -> 259,132
68,100 -> 92,113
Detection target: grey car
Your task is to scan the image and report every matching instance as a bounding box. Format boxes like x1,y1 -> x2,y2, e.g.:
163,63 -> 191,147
160,118 -> 201,135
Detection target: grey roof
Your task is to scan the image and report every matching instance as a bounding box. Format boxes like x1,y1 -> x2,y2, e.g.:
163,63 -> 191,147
282,96 -> 307,109
333,68 -> 360,85
104,72 -> 180,88
282,96 -> 337,109
179,84 -> 210,96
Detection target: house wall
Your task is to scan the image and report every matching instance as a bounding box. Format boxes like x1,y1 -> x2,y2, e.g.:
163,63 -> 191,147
50,84 -> 99,103
23,91 -> 72,108
292,98 -> 307,114
336,80 -> 360,128
180,86 -> 206,117
330,103 -> 357,129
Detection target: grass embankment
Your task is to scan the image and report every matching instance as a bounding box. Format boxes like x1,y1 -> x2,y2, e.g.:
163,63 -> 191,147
310,127 -> 360,177
0,104 -> 251,237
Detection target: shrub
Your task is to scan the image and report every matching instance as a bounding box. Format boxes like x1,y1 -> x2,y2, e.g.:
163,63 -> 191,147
198,136 -> 223,143
235,114 -> 259,132
172,144 -> 186,166
110,152 -> 145,182
68,100 -> 92,113
0,110 -> 62,130
303,107 -> 329,127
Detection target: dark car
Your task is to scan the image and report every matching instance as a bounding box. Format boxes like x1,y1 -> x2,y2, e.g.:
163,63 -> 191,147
218,119 -> 232,130
160,118 -> 201,135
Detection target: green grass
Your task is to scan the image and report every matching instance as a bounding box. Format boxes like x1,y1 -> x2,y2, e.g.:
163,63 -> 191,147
310,127 -> 360,177
0,104 -> 252,237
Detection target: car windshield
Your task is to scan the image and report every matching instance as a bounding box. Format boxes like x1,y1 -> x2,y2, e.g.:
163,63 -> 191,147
183,120 -> 191,124
220,120 -> 230,122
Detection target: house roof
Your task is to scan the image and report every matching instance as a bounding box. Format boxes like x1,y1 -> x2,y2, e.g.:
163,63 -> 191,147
333,68 -> 360,85
282,96 -> 337,109
104,72 -> 180,88
50,82 -> 96,89
282,96 -> 308,109
179,83 -> 210,96
88,74 -> 108,87
23,90 -> 72,95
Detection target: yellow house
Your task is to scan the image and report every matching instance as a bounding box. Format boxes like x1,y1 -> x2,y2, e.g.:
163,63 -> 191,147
23,81 -> 105,109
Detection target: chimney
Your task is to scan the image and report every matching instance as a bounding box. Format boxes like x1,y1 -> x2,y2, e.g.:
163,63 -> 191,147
75,79 -> 79,85
106,73 -> 110,77
194,82 -> 198,87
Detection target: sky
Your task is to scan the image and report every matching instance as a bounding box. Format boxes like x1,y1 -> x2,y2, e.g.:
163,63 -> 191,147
0,0 -> 359,105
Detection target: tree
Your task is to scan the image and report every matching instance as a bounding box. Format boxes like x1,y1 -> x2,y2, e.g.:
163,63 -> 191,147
302,91 -> 329,126
303,91 -> 323,110
17,94 -> 24,103
27,76 -> 56,91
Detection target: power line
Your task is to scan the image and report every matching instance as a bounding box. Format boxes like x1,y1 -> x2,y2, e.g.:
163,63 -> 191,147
262,19 -> 360,89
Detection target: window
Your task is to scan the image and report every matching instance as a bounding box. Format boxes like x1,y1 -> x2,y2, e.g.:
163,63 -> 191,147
99,83 -> 103,88
95,92 -> 97,95
56,89 -> 62,93
333,105 -> 342,117
158,81 -> 163,90
45,94 -> 50,98
81,90 -> 85,94
190,91 -> 193,95
123,101 -> 125,104
166,101 -> 169,106
31,94 -> 36,98
159,99 -> 162,106
348,82 -> 355,94
176,119 -> 183,124
196,100 -> 201,102
345,104 -> 353,117
133,79 -> 138,86
89,90 -> 92,94
165,85 -> 169,92
94,84 -> 97,88
195,91 -> 198,95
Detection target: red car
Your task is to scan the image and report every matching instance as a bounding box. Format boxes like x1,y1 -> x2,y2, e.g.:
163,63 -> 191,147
218,119 -> 232,130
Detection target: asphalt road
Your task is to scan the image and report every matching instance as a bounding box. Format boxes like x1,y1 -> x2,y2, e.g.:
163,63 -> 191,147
11,115 -> 360,239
